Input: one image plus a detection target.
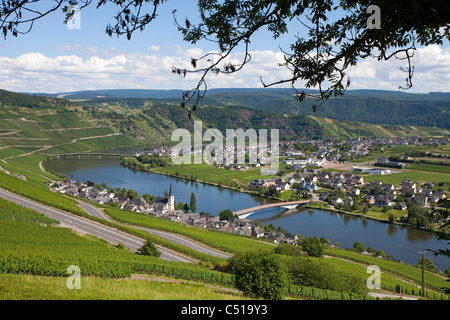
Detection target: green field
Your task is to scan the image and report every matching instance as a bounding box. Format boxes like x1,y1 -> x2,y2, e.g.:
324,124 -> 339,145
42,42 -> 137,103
407,163 -> 450,174
363,169 -> 450,185
0,274 -> 244,300
148,161 -> 274,188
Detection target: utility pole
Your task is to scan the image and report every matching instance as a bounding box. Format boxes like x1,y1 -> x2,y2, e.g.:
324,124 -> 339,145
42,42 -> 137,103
421,251 -> 425,297
418,250 -> 429,298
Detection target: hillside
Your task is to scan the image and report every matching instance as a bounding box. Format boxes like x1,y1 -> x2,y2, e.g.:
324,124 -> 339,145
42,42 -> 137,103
1,89 -> 449,302
1,89 -> 72,110
33,88 -> 450,129
0,89 -> 447,163
71,96 -> 448,140
198,89 -> 450,129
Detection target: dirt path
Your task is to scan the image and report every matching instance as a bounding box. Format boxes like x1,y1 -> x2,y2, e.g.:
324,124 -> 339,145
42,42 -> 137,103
130,274 -> 239,293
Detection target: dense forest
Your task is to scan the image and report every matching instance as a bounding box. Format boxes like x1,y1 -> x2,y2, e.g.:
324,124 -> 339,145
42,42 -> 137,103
39,88 -> 450,129
0,89 -> 72,110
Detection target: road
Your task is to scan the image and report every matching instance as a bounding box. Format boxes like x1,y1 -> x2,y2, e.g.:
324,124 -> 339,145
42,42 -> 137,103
0,188 -> 195,263
77,200 -> 232,259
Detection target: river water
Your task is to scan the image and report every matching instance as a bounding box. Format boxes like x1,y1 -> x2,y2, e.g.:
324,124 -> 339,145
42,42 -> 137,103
46,156 -> 448,272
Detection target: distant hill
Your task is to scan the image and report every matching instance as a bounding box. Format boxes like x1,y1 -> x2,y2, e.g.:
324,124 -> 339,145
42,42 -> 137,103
28,88 -> 450,129
1,89 -> 72,109
197,88 -> 450,129
1,89 -> 446,149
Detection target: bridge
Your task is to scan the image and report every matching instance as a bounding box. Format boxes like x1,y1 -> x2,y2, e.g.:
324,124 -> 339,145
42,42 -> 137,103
55,153 -> 128,158
233,200 -> 310,219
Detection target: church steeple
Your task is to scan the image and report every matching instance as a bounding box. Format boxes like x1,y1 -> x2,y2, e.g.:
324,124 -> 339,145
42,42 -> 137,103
168,183 -> 174,212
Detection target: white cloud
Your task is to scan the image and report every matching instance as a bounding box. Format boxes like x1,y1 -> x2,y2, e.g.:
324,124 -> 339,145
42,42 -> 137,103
146,45 -> 160,53
55,44 -> 98,56
346,45 -> 450,92
0,45 -> 449,94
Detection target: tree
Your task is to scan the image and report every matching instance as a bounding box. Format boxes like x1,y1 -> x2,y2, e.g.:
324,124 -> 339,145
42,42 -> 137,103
183,203 -> 190,213
353,241 -> 365,253
388,213 -> 395,224
418,257 -> 438,273
136,240 -> 161,257
2,1 -> 449,113
127,189 -> 139,201
219,209 -> 234,221
190,192 -> 197,213
376,249 -> 386,259
176,201 -> 184,211
228,250 -> 288,299
300,236 -> 324,257
143,193 -> 155,204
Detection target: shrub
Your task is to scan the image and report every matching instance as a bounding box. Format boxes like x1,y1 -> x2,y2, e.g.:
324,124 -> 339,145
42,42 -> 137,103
228,250 -> 288,300
136,240 -> 161,258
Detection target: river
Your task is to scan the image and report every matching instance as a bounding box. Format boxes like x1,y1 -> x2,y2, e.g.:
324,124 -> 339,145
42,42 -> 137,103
46,155 -> 448,272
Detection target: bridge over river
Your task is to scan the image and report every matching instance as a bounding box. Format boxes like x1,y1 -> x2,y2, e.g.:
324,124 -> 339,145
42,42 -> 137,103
233,200 -> 310,219
54,153 -> 130,159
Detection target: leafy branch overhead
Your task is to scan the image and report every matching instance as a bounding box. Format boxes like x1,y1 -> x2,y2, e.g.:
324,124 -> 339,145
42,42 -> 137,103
1,0 -> 449,114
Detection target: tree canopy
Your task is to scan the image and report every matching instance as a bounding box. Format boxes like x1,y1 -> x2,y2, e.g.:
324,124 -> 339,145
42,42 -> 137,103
1,1 -> 449,112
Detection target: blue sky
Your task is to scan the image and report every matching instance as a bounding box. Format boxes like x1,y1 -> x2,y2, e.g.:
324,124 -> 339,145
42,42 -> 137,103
1,1 -> 449,94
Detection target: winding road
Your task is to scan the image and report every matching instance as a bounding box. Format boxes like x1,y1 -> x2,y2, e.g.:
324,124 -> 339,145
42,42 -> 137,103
77,200 -> 231,259
0,188 -> 197,263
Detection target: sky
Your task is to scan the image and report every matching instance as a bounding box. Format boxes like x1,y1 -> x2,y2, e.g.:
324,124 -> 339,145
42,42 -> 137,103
0,1 -> 449,94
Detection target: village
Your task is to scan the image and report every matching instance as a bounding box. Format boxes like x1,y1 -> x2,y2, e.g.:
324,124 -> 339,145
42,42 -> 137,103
250,167 -> 447,214
51,135 -> 449,243
50,179 -> 299,244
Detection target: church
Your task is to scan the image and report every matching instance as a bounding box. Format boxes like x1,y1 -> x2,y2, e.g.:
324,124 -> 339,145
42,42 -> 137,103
152,183 -> 175,214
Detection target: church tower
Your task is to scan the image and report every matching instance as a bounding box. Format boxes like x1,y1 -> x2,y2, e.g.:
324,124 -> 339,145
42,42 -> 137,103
168,183 -> 175,212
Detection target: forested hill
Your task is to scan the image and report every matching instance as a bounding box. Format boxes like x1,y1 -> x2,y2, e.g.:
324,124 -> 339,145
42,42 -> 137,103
197,89 -> 450,129
37,88 -> 449,129
2,89 -> 446,143
0,89 -> 72,110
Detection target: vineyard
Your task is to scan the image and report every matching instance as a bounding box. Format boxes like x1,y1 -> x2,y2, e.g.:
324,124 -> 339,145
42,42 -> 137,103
104,207 -> 274,255
0,198 -> 58,224
323,248 -> 449,297
0,170 -> 86,216
0,198 -> 234,285
0,197 -> 396,300
323,256 -> 448,300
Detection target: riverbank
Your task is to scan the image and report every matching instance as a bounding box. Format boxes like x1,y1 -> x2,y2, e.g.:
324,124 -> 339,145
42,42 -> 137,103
121,159 -> 447,235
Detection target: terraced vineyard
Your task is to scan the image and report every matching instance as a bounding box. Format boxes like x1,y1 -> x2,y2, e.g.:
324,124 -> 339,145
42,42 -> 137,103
105,207 -> 274,255
0,198 -> 235,284
323,248 -> 449,298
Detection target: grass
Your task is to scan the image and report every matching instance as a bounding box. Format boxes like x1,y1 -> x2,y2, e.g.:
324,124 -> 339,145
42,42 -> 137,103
148,161 -> 274,188
407,163 -> 450,174
363,170 -> 450,185
364,207 -> 406,221
0,274 -> 245,300
353,145 -> 438,163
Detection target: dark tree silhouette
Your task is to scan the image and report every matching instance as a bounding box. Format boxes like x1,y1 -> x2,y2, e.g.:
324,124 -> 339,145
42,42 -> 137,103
1,1 -> 449,112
